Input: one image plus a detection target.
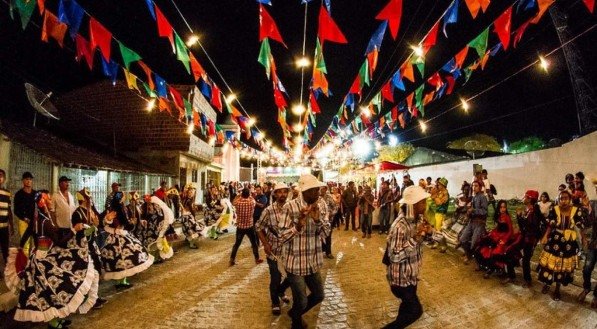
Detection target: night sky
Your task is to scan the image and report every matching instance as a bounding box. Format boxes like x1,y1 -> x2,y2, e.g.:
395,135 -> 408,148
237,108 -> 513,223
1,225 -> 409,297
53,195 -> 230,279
0,0 -> 595,152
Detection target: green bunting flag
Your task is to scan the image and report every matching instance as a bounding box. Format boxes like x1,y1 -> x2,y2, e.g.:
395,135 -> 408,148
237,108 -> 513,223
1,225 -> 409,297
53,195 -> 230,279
119,42 -> 142,70
358,60 -> 370,88
174,32 -> 190,73
309,111 -> 317,127
142,81 -> 157,98
415,84 -> 425,116
314,38 -> 327,74
257,38 -> 272,79
371,91 -> 382,108
468,27 -> 489,57
463,67 -> 474,84
413,61 -> 425,78
13,0 -> 37,30
183,99 -> 193,117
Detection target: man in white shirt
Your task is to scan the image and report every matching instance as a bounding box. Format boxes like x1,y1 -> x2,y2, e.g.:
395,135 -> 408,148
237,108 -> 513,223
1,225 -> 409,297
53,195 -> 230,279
51,176 -> 77,231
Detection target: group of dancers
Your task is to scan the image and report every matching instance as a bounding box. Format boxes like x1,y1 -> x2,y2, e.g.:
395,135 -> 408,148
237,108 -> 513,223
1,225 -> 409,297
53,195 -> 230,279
3,179 -> 206,329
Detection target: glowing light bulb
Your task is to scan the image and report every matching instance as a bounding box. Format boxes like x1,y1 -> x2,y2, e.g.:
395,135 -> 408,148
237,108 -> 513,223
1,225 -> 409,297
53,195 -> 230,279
296,57 -> 311,68
388,134 -> 398,147
186,34 -> 200,47
146,99 -> 156,112
247,118 -> 256,127
225,94 -> 237,104
411,45 -> 424,57
419,121 -> 428,133
266,140 -> 272,147
208,137 -> 216,146
293,123 -> 304,132
461,98 -> 470,112
292,104 -> 306,116
361,106 -> 372,117
539,56 -> 549,72
186,123 -> 194,134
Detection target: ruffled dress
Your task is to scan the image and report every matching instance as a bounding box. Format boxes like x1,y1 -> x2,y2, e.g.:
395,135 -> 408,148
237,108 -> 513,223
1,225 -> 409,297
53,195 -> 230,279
476,213 -> 521,271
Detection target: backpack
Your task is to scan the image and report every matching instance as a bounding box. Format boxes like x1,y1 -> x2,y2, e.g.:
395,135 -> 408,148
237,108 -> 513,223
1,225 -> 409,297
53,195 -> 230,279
490,184 -> 497,196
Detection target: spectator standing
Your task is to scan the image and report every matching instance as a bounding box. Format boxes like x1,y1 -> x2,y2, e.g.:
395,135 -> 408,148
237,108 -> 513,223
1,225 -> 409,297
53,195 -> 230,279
13,172 -> 37,255
51,176 -> 77,235
578,178 -> 597,308
516,190 -> 543,288
230,188 -> 263,266
359,186 -> 375,238
459,181 -> 488,265
342,181 -> 358,231
0,169 -> 14,268
321,186 -> 337,259
378,181 -> 394,234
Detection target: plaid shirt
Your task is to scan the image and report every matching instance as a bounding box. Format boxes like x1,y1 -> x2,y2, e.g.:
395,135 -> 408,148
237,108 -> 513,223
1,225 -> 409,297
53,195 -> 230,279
386,213 -> 422,287
255,201 -> 287,256
278,197 -> 330,276
323,192 -> 338,219
233,197 -> 256,229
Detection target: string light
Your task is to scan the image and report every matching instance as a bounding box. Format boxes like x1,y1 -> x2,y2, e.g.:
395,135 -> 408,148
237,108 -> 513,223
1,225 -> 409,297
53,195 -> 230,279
266,140 -> 272,147
361,106 -> 372,117
208,137 -> 216,146
293,123 -> 304,132
247,118 -> 256,127
186,123 -> 194,134
146,99 -> 156,112
296,57 -> 311,68
411,44 -> 424,58
388,134 -> 398,146
225,94 -> 237,104
461,98 -> 470,112
538,56 -> 549,72
419,121 -> 428,133
292,104 -> 306,116
186,34 -> 200,47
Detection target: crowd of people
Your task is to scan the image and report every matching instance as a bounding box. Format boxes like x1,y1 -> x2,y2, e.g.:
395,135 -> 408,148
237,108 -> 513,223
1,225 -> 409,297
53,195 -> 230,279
0,166 -> 595,329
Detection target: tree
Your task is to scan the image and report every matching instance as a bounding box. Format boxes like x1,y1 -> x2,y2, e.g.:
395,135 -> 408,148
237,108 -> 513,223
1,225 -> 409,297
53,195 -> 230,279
376,144 -> 415,163
447,134 -> 502,157
508,136 -> 545,154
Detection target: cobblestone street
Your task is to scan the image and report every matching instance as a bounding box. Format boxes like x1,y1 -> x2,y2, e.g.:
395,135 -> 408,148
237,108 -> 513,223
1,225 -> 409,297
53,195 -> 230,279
2,228 -> 596,329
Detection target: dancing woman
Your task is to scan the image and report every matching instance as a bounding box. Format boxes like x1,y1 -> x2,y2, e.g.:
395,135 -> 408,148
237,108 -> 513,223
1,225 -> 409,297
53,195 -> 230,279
5,191 -> 98,329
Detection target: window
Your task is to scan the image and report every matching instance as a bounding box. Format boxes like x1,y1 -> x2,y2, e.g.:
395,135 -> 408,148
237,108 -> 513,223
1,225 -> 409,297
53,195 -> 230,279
191,169 -> 198,182
179,167 -> 187,186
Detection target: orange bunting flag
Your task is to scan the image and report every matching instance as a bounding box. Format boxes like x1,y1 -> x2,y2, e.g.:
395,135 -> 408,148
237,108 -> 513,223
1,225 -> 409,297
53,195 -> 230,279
480,51 -> 490,69
41,11 -> 67,48
310,92 -> 321,114
367,49 -> 379,77
401,62 -> 415,82
211,84 -> 223,112
89,18 -> 112,62
464,0 -> 481,18
379,115 -> 385,127
513,21 -> 530,48
381,81 -> 394,102
312,69 -> 329,96
583,0 -> 595,13
137,61 -> 155,90
230,105 -> 242,118
398,112 -> 405,128
493,7 -> 512,50
318,6 -> 348,45
189,52 -> 206,82
38,0 -> 45,14
530,0 -> 554,24
259,5 -> 287,47
155,4 -> 175,52
158,97 -> 171,114
391,106 -> 398,120
454,46 -> 469,69
406,92 -> 414,108
423,91 -> 435,106
376,0 -> 402,40
193,111 -> 200,127
479,0 -> 491,12
75,34 -> 94,70
123,68 -> 140,92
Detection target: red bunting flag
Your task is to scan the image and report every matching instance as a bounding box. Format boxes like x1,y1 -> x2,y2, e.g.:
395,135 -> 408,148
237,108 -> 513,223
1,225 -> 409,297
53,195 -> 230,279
310,92 -> 321,114
259,5 -> 286,46
445,75 -> 456,94
398,112 -> 405,128
406,93 -> 414,108
75,34 -> 93,70
493,7 -> 512,50
376,0 -> 402,40
381,81 -> 394,102
367,49 -> 379,77
211,84 -> 223,112
273,88 -> 287,108
155,4 -> 175,51
89,18 -> 112,62
168,86 -> 184,110
422,22 -> 439,50
427,72 -> 443,90
583,0 -> 595,12
208,120 -> 216,136
350,76 -> 361,94
318,6 -> 347,45
513,21 -> 530,48
137,61 -> 155,90
189,52 -> 206,82
41,11 -> 67,48
38,0 -> 45,14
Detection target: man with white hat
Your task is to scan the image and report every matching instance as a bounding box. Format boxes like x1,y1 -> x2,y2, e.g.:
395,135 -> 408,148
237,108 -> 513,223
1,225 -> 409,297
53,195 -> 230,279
256,182 -> 292,315
382,185 -> 427,329
278,174 -> 330,329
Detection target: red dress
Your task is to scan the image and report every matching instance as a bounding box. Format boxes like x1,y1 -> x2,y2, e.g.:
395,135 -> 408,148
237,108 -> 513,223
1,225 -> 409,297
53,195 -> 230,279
477,213 -> 521,270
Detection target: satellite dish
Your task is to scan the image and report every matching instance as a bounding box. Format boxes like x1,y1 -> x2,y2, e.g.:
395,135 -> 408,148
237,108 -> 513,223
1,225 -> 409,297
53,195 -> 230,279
464,140 -> 485,159
24,83 -> 60,126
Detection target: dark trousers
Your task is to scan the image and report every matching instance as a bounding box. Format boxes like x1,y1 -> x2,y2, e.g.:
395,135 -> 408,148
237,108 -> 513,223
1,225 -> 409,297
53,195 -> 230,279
383,285 -> 423,329
266,257 -> 290,306
583,248 -> 597,296
332,210 -> 342,228
0,227 -> 9,262
287,271 -> 324,328
323,229 -> 332,256
521,243 -> 535,283
344,206 -> 356,230
379,207 -> 391,233
230,228 -> 260,261
361,213 -> 372,234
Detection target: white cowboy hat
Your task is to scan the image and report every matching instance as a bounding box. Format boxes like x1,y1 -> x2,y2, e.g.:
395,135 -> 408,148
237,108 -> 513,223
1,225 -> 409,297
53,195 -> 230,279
399,186 -> 430,205
298,174 -> 326,192
273,182 -> 290,191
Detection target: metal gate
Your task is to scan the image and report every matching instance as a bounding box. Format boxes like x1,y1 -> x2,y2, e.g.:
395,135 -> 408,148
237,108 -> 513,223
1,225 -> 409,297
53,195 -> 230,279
59,167 -> 108,210
7,143 -> 53,193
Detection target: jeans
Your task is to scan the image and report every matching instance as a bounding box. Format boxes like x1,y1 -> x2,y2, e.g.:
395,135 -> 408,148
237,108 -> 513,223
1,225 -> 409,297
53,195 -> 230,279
332,210 -> 342,228
230,228 -> 260,261
344,206 -> 356,230
287,271 -> 324,328
266,257 -> 290,306
379,207 -> 391,233
459,220 -> 486,257
361,213 -> 372,234
383,284 -> 423,329
583,248 -> 597,296
521,243 -> 535,283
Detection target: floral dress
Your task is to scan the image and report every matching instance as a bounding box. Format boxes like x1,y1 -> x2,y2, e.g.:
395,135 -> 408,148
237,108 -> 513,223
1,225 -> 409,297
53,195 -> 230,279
5,213 -> 99,322
536,205 -> 585,285
204,193 -> 222,225
136,196 -> 174,260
